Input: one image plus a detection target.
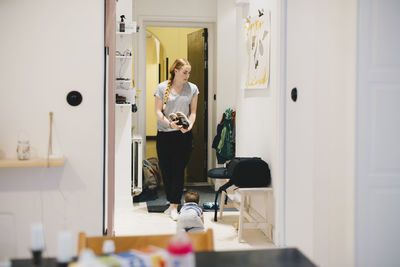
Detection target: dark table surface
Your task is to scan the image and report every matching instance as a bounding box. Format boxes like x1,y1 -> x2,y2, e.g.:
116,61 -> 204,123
12,248 -> 316,267
195,248 -> 316,267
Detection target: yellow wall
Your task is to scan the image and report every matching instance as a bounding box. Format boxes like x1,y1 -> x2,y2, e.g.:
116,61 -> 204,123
146,27 -> 201,136
146,36 -> 159,137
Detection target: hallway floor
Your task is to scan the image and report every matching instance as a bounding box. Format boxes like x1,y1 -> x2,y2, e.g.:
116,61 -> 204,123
113,139 -> 275,250
114,201 -> 275,251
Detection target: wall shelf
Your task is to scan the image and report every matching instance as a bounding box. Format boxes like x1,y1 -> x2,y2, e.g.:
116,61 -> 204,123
0,157 -> 66,168
117,32 -> 135,36
116,104 -> 131,107
235,0 -> 249,6
116,56 -> 132,59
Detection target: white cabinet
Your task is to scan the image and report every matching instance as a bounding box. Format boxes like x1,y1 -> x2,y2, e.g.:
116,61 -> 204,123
116,31 -> 136,104
115,104 -> 143,208
115,104 -> 133,209
114,12 -> 140,208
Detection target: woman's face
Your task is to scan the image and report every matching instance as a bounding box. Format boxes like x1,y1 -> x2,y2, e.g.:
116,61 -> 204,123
174,64 -> 191,83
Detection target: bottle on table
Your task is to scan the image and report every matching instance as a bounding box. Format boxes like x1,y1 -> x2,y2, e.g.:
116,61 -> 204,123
167,230 -> 195,267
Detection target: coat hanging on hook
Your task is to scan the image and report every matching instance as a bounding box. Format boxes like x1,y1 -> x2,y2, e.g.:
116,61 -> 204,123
212,108 -> 236,164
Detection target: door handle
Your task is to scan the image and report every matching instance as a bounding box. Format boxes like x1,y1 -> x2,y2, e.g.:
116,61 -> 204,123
291,88 -> 297,102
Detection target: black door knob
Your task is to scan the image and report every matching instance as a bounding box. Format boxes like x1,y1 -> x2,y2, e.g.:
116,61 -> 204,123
66,91 -> 83,106
291,88 -> 297,102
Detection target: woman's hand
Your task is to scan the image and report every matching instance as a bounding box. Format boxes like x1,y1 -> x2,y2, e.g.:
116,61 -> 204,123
180,121 -> 192,133
170,120 -> 182,131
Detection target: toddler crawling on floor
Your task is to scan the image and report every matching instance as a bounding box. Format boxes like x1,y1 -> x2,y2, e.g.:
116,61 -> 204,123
177,190 -> 205,233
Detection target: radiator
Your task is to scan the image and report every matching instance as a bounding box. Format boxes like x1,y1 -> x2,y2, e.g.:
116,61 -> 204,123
131,135 -> 143,196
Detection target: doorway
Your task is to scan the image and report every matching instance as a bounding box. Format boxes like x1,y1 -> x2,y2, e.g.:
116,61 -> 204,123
145,26 -> 209,184
108,6 -> 278,249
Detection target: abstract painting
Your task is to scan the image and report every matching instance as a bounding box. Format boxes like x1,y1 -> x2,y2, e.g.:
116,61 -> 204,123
245,10 -> 271,89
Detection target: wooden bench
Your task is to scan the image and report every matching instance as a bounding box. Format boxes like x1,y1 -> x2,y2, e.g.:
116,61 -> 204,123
220,187 -> 273,242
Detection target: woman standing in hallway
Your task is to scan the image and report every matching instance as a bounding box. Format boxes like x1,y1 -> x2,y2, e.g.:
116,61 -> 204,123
154,58 -> 199,220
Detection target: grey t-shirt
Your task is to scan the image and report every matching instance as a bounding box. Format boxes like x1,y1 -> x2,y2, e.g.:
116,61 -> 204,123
154,81 -> 199,132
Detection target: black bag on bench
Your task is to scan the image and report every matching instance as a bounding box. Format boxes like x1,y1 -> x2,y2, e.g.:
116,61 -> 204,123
211,157 -> 271,221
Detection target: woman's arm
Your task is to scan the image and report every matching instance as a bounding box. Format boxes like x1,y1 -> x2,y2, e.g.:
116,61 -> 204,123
181,94 -> 198,133
155,96 -> 180,129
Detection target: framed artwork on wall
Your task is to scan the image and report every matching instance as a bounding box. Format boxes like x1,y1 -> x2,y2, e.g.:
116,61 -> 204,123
244,10 -> 271,90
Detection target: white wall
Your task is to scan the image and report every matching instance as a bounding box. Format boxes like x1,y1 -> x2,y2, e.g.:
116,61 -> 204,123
217,0 -> 283,242
216,0 -> 238,115
285,0 -> 356,266
134,0 -> 217,19
0,0 -> 104,258
312,2 -> 355,266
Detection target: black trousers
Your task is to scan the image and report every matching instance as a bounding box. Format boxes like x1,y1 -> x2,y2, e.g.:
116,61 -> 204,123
156,130 -> 193,204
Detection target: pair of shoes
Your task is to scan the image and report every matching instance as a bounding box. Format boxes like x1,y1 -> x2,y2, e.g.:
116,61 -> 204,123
202,202 -> 219,209
169,112 -> 190,129
170,208 -> 179,221
176,112 -> 190,129
164,205 -> 173,215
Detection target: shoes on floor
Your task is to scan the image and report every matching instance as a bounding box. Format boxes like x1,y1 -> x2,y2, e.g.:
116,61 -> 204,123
202,202 -> 219,209
170,208 -> 179,221
164,205 -> 173,215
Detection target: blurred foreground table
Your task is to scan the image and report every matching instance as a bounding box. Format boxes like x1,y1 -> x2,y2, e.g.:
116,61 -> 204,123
12,248 -> 316,267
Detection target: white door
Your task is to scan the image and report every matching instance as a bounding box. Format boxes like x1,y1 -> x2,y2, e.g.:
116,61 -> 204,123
356,0 -> 400,266
285,0 -> 316,259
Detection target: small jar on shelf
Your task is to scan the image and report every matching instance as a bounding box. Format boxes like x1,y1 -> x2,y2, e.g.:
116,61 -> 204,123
17,139 -> 30,160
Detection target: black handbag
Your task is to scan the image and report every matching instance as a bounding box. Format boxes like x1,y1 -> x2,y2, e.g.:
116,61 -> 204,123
211,157 -> 271,221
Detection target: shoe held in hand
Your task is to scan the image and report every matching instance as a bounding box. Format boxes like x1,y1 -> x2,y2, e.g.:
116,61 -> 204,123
169,112 -> 190,129
176,112 -> 190,129
169,113 -> 178,122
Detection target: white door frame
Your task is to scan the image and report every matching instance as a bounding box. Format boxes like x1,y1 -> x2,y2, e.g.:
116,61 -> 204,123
356,0 -> 400,265
135,15 -> 216,172
276,0 -> 287,247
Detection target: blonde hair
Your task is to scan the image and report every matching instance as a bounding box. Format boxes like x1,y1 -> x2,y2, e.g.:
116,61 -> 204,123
162,58 -> 191,111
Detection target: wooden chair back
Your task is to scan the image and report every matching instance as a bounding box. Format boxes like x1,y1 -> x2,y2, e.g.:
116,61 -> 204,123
78,228 -> 214,255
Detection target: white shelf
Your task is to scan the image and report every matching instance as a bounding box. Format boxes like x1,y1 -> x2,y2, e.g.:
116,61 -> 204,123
116,56 -> 132,59
116,87 -> 135,90
116,103 -> 131,107
0,157 -> 66,168
117,31 -> 135,35
116,79 -> 131,83
236,0 -> 249,6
